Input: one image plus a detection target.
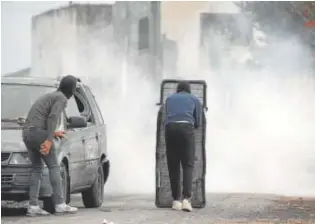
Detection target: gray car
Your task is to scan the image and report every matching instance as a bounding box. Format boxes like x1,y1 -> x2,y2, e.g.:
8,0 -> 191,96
1,76 -> 110,211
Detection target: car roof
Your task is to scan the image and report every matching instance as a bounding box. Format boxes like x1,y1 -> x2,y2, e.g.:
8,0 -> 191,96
1,76 -> 84,88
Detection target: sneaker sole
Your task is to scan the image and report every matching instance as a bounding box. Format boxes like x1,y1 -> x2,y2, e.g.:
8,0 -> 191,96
182,207 -> 193,212
54,211 -> 78,216
171,207 -> 182,211
26,213 -> 50,217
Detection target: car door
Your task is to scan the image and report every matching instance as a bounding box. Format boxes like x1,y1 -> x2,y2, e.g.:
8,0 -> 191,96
74,87 -> 99,187
83,85 -> 106,156
64,95 -> 86,190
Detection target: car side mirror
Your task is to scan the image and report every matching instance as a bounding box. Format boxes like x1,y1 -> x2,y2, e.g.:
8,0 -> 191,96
156,102 -> 162,106
67,116 -> 87,129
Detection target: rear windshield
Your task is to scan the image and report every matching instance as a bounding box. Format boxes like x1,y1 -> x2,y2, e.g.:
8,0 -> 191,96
1,84 -> 56,120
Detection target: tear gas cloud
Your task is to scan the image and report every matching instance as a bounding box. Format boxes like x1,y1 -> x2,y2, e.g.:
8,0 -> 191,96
72,23 -> 157,194
172,4 -> 315,197
51,3 -> 315,196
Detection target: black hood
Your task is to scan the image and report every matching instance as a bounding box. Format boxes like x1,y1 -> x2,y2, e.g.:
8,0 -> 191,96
58,75 -> 77,99
176,81 -> 191,93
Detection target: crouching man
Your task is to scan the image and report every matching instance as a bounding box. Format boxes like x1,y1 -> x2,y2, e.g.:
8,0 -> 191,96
22,75 -> 78,216
164,81 -> 202,212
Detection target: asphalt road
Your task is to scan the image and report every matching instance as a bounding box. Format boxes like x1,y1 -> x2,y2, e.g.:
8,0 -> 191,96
2,193 -> 315,224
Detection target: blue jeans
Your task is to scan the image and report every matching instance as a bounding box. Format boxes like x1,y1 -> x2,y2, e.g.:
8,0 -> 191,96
22,128 -> 64,206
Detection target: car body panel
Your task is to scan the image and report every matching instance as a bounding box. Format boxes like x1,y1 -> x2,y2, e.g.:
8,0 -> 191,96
77,125 -> 99,187
79,85 -> 107,186
57,130 -> 85,191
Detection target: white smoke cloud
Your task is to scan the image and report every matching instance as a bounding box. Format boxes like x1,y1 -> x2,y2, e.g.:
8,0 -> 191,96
171,3 -> 315,197
79,6 -> 315,197
72,23 -> 158,194
4,1 -> 315,198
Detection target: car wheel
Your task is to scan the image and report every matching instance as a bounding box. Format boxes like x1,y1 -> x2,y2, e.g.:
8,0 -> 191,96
43,162 -> 69,213
103,161 -> 110,185
81,163 -> 104,208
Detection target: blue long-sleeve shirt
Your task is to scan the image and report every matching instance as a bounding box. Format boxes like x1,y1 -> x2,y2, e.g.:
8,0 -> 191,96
164,92 -> 202,128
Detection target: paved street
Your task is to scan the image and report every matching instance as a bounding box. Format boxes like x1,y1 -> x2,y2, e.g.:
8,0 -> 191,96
2,193 -> 315,224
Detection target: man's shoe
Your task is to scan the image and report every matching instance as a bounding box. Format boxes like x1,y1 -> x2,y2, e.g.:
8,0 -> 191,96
182,199 -> 193,212
55,203 -> 78,215
171,200 -> 182,211
26,205 -> 50,217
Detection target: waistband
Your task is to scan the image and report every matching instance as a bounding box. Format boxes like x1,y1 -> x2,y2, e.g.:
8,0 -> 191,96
22,126 -> 46,131
167,121 -> 193,127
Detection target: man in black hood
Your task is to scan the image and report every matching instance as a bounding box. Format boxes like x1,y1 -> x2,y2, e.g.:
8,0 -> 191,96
58,75 -> 78,99
22,75 -> 78,216
164,80 -> 202,212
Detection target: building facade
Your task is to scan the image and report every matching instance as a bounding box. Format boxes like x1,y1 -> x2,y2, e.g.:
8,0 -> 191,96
31,2 -> 162,98
160,1 -> 252,76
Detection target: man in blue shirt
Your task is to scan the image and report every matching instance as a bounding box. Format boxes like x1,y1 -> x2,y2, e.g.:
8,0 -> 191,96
164,81 -> 202,212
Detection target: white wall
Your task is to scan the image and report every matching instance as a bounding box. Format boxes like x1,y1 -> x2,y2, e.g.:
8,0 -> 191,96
160,1 -> 240,77
31,7 -> 79,78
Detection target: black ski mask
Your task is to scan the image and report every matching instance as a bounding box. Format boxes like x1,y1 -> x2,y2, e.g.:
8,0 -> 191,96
176,81 -> 191,93
58,75 -> 77,99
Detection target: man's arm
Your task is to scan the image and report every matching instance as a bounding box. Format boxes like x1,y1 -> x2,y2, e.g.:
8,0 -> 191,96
46,96 -> 67,141
193,96 -> 202,129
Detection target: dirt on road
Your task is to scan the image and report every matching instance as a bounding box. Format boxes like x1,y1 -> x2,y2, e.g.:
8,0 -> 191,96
1,193 -> 315,224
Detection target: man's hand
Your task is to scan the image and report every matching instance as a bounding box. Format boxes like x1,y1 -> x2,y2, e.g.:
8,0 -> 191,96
54,131 -> 66,139
40,140 -> 53,156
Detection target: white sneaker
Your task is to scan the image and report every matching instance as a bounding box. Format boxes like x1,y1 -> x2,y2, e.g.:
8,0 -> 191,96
26,205 -> 50,217
182,199 -> 193,212
55,203 -> 78,214
171,200 -> 182,211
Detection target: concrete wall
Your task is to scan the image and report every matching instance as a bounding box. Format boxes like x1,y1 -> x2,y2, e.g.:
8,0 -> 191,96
31,5 -> 81,78
30,1 -> 247,82
113,1 -> 161,82
160,1 -> 241,76
161,35 -> 177,78
31,2 -> 161,95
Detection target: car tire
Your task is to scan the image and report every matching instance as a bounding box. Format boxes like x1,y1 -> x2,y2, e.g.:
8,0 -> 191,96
81,163 -> 104,208
43,162 -> 69,214
103,161 -> 110,185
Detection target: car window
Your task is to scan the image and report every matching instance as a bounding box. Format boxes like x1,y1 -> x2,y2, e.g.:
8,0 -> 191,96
1,84 -> 56,120
75,88 -> 96,125
65,96 -> 81,117
83,86 -> 104,124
